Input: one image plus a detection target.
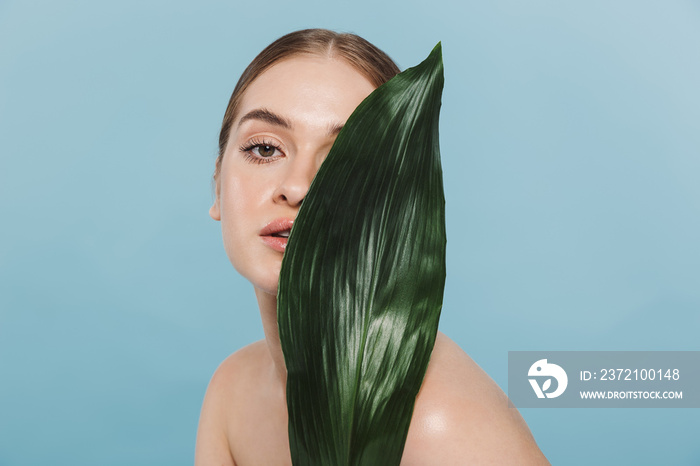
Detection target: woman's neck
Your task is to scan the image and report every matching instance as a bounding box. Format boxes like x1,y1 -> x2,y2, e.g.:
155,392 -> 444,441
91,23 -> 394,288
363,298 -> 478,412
254,287 -> 288,385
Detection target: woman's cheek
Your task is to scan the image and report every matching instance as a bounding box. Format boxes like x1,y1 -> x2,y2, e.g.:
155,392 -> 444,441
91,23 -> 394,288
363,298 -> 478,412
219,176 -> 276,290
218,176 -> 249,269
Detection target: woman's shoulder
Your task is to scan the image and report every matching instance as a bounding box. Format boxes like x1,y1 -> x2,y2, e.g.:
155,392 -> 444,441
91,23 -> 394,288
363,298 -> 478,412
208,340 -> 271,385
200,339 -> 282,423
196,336 -> 549,465
195,340 -> 277,466
401,332 -> 550,465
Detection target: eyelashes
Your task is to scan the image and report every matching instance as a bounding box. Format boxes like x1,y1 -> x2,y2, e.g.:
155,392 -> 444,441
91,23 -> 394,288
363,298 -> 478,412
239,137 -> 284,164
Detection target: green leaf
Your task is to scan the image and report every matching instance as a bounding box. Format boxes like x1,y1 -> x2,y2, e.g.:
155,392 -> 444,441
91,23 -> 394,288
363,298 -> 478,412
278,43 -> 446,466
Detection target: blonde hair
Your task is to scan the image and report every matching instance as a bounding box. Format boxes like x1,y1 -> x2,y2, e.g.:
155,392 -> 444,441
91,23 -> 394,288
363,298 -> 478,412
213,28 -> 400,193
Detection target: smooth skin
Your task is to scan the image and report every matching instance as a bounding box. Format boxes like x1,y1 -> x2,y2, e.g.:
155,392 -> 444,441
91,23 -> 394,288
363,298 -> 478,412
197,55 -> 549,465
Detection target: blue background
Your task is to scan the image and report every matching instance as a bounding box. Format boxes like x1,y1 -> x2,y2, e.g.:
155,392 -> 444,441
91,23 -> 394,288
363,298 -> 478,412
1,0 -> 698,464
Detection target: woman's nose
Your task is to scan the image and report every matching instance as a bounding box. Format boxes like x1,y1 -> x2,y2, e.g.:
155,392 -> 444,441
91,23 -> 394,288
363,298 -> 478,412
273,153 -> 320,207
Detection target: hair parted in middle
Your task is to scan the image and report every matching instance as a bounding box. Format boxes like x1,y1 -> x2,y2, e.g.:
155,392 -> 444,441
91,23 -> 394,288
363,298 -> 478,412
213,28 -> 401,194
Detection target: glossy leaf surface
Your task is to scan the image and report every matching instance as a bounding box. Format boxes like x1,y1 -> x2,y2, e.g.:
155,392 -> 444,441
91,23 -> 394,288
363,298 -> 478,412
278,43 -> 446,466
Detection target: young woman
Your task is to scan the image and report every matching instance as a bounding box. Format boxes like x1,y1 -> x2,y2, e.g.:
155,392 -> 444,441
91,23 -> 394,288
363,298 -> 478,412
196,28 -> 549,465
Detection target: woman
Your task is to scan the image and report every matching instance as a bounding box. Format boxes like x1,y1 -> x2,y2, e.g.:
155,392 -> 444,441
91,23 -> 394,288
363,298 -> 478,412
196,28 -> 548,465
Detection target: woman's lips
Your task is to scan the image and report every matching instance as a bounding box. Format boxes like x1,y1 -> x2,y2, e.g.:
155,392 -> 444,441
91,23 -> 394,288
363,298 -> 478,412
261,235 -> 288,253
260,218 -> 294,253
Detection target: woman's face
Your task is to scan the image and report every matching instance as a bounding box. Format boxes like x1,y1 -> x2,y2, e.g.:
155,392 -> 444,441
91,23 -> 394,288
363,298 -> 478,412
211,55 -> 376,296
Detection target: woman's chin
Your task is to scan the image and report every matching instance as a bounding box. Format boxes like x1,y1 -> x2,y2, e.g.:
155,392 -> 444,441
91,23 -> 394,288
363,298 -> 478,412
252,281 -> 281,306
257,280 -> 280,297
248,269 -> 281,299
230,253 -> 282,296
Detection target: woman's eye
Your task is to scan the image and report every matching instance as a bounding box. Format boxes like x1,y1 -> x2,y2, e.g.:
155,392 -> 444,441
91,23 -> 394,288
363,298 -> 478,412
254,145 -> 278,158
239,140 -> 284,164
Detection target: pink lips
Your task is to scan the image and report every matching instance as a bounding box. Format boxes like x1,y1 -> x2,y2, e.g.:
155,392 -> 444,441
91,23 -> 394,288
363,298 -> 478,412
260,218 -> 294,253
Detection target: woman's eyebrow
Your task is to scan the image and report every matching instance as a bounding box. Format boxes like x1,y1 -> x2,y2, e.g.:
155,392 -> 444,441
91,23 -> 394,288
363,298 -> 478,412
238,108 -> 344,137
238,108 -> 292,129
327,123 -> 344,136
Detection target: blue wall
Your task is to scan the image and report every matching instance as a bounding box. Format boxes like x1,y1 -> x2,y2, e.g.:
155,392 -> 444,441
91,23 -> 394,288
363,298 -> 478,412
1,1 -> 698,464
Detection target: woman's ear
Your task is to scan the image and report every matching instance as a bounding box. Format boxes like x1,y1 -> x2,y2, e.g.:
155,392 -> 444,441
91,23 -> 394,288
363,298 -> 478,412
209,196 -> 221,221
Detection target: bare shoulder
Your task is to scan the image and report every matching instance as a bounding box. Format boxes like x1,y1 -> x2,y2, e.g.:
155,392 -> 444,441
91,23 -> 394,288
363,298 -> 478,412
202,340 -> 271,393
402,332 -> 549,465
194,340 -> 270,466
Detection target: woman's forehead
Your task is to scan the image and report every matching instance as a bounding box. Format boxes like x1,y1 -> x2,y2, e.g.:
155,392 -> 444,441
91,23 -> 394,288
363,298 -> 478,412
235,55 -> 376,130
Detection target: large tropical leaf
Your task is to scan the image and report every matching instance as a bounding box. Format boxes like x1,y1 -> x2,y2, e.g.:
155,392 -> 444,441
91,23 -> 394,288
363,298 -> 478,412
277,43 -> 446,466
